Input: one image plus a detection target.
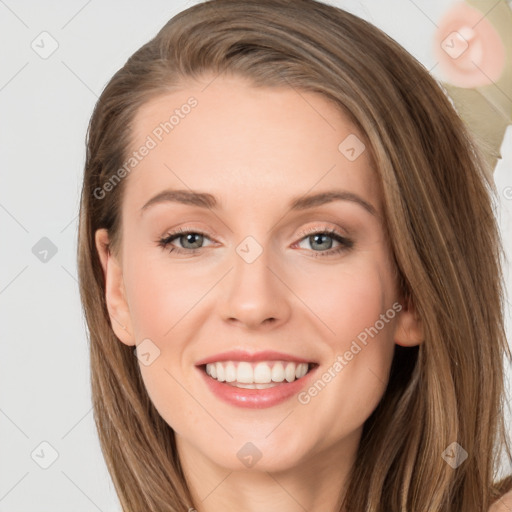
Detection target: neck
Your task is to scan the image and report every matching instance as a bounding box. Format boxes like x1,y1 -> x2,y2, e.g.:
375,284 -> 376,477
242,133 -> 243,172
177,427 -> 361,512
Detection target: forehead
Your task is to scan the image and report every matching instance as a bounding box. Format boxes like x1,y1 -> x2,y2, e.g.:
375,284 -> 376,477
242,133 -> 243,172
124,75 -> 380,214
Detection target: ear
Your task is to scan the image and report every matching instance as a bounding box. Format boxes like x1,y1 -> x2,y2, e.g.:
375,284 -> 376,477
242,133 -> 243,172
94,228 -> 135,346
394,296 -> 424,347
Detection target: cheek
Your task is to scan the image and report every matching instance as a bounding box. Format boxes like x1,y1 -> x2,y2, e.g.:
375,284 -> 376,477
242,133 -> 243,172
293,259 -> 394,346
121,249 -> 218,412
294,259 -> 398,427
329,260 -> 397,377
123,250 -> 205,340
122,252 -> 203,430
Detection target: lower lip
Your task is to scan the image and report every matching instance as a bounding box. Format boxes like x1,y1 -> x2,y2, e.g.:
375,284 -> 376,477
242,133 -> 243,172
197,365 -> 318,409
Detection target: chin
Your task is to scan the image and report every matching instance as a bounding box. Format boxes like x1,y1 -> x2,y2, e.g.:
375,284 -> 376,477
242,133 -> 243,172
201,435 -> 312,473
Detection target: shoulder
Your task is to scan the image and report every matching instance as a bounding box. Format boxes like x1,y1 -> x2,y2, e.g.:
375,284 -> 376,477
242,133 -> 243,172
489,489 -> 512,512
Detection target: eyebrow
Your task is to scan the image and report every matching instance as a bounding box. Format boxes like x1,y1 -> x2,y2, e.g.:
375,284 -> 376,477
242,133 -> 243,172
140,189 -> 376,216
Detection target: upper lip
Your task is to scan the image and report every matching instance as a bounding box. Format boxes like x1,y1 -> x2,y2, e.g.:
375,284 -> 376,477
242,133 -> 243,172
195,350 -> 315,366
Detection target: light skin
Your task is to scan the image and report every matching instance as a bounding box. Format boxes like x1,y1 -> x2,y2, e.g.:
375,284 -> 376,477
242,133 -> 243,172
490,493 -> 512,512
95,74 -> 425,511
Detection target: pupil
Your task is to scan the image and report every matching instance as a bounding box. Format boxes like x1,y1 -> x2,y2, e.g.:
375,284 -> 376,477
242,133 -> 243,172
312,234 -> 332,250
184,233 -> 202,248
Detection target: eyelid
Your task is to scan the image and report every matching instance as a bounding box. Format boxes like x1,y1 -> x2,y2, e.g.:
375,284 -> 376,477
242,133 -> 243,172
159,225 -> 221,242
157,222 -> 353,256
294,223 -> 350,240
158,226 -> 218,248
292,225 -> 354,255
159,223 -> 348,243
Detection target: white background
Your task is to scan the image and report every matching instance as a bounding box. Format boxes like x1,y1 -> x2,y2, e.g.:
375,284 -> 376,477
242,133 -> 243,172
1,0 -> 510,510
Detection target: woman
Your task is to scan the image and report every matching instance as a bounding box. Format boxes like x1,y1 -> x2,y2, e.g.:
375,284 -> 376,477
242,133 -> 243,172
77,0 -> 512,510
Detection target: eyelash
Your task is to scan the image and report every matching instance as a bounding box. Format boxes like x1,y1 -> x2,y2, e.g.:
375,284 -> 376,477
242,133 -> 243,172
157,226 -> 353,258
294,226 -> 354,257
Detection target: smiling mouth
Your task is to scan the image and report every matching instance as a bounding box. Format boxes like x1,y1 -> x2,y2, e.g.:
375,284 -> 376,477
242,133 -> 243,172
200,360 -> 318,389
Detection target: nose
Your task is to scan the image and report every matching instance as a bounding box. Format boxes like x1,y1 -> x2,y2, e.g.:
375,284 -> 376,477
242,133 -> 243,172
219,240 -> 292,330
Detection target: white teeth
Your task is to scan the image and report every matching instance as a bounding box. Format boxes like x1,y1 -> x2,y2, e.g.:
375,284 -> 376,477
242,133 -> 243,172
225,361 -> 236,382
216,362 -> 225,382
253,362 -> 272,383
285,362 -> 296,382
295,363 -> 308,379
205,360 -> 310,385
227,382 -> 279,389
271,362 -> 285,382
237,362 -> 253,383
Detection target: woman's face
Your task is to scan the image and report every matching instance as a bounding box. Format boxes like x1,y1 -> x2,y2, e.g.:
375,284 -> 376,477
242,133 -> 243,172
96,74 -> 422,474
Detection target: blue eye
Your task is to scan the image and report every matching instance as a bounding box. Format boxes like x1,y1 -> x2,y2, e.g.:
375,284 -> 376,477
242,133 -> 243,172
158,229 -> 214,255
157,226 -> 353,258
294,228 -> 353,257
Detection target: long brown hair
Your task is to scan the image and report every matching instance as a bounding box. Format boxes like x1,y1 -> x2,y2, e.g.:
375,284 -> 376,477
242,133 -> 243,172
77,0 -> 512,510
